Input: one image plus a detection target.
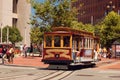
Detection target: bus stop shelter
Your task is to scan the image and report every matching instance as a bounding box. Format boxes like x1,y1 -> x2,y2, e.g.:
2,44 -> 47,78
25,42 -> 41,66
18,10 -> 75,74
112,41 -> 120,58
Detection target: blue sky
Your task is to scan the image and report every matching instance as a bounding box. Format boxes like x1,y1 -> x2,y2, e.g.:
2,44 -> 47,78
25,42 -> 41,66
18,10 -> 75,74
31,0 -> 44,15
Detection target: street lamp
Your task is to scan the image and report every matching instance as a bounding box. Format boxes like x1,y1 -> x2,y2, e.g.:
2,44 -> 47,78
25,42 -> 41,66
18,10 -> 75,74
0,23 -> 2,44
7,27 -> 9,44
106,1 -> 115,14
24,26 -> 26,44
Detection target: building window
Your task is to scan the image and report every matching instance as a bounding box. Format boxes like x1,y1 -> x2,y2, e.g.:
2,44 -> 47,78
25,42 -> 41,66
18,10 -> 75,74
119,2 -> 120,7
13,0 -> 18,13
12,18 -> 17,27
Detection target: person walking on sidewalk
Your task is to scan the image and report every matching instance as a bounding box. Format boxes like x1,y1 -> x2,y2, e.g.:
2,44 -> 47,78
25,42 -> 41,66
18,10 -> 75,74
23,44 -> 28,57
29,43 -> 34,57
2,45 -> 7,64
7,45 -> 14,63
20,44 -> 23,56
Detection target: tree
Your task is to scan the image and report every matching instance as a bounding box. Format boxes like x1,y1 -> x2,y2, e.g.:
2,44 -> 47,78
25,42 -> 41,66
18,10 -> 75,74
2,26 -> 23,45
29,0 -> 77,44
1,26 -> 23,45
95,11 -> 120,48
30,0 -> 77,27
9,26 -> 23,45
71,21 -> 95,33
29,0 -> 95,44
30,26 -> 51,44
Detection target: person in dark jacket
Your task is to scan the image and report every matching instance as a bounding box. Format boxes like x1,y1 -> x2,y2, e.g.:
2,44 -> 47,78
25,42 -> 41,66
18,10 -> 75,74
2,45 -> 7,64
29,43 -> 34,57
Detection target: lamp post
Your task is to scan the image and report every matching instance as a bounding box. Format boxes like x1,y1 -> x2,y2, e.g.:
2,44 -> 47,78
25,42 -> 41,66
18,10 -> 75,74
7,27 -> 9,44
0,23 -> 2,44
118,10 -> 120,15
106,1 -> 115,14
24,26 -> 26,44
91,16 -> 93,25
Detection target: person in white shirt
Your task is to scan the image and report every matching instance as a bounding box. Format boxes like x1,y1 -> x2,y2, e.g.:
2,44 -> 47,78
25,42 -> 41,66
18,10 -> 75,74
94,49 -> 98,61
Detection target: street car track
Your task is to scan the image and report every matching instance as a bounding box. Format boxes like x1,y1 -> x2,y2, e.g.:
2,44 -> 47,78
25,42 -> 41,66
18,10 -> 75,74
35,70 -> 73,80
0,70 -> 74,80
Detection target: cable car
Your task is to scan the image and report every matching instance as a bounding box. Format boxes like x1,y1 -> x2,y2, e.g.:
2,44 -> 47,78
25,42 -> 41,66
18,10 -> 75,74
42,27 -> 100,69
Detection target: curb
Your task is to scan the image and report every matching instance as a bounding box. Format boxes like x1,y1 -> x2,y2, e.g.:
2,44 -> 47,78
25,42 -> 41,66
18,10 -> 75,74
0,63 -> 47,69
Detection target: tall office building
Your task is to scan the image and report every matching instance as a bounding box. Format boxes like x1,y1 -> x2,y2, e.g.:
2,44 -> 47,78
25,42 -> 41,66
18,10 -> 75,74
0,0 -> 31,46
73,0 -> 120,24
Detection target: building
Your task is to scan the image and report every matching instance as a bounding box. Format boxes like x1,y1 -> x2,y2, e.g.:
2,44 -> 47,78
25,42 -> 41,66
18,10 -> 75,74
0,0 -> 31,46
73,0 -> 120,24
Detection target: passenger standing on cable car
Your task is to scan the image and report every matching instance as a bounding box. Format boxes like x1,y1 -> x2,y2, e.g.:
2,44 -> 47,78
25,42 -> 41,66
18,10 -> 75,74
94,48 -> 98,61
80,48 -> 84,61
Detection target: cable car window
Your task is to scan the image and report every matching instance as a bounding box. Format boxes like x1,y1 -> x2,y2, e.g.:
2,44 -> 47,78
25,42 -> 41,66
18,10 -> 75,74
46,36 -> 52,47
63,36 -> 70,47
54,36 -> 61,47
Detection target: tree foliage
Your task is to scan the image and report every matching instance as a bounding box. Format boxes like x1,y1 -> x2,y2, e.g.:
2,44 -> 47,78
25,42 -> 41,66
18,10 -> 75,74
30,26 -> 51,44
29,0 -> 78,44
30,0 -> 77,27
1,26 -> 23,45
95,11 -> 120,48
9,26 -> 23,44
29,0 -> 95,44
71,21 -> 94,33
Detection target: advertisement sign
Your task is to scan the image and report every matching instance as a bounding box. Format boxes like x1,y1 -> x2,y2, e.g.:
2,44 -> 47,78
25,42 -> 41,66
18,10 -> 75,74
116,45 -> 120,52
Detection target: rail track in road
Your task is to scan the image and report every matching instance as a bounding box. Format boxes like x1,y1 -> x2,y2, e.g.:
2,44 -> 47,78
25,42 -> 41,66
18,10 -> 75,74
0,70 -> 74,80
0,66 -> 74,80
0,62 -> 98,80
35,70 -> 74,80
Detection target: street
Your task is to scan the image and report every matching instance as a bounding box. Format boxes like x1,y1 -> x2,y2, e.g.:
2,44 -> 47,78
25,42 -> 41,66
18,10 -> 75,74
0,64 -> 120,80
0,56 -> 120,80
0,65 -> 55,80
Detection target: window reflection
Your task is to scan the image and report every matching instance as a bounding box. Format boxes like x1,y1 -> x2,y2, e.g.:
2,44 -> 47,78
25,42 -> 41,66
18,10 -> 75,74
54,36 -> 61,47
63,36 -> 70,47
46,36 -> 52,47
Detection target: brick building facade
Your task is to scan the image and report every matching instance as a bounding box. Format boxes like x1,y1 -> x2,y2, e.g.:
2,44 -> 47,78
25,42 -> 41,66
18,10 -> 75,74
73,0 -> 120,24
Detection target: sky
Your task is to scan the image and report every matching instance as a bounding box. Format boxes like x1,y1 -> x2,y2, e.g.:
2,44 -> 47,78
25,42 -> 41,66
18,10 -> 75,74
31,0 -> 44,15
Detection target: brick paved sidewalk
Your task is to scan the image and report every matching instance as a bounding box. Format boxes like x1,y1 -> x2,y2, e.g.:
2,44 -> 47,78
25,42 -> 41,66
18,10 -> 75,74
95,58 -> 120,70
4,55 -> 49,68
2,55 -> 120,70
